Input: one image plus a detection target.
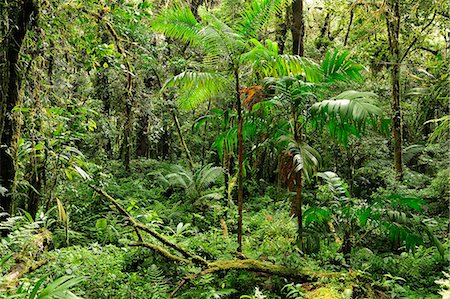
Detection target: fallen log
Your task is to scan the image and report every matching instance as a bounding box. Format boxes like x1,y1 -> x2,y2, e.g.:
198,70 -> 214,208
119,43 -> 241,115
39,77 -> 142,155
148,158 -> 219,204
1,229 -> 52,290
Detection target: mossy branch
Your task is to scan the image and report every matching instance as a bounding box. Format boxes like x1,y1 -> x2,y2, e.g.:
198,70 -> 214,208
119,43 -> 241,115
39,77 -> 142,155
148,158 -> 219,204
90,185 -> 338,298
170,259 -> 339,298
90,185 -> 207,265
129,242 -> 190,264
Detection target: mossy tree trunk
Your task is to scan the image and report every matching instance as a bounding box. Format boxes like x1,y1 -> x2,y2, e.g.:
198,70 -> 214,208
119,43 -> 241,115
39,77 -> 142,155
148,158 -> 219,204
386,0 -> 403,180
0,0 -> 37,216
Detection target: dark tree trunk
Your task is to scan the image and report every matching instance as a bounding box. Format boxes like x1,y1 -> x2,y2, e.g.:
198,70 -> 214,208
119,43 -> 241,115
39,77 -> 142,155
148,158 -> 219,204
291,0 -> 305,56
235,68 -> 244,254
136,114 -> 150,158
295,171 -> 303,250
292,108 -> 304,250
275,8 -> 288,54
0,0 -> 37,216
386,0 -> 403,180
172,108 -> 194,170
189,0 -> 204,20
344,6 -> 354,47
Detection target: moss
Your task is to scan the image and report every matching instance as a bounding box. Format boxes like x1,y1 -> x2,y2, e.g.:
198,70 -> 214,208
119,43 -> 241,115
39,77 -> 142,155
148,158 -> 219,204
306,287 -> 341,299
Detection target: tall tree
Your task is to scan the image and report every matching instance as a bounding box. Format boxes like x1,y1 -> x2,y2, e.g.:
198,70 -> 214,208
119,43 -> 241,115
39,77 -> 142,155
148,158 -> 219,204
153,0 -> 286,253
385,0 -> 403,180
0,0 -> 37,215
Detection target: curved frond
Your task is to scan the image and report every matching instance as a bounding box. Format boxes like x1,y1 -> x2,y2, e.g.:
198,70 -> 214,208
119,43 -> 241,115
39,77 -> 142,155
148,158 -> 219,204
237,0 -> 286,38
311,90 -> 384,145
195,164 -> 224,191
425,115 -> 449,143
163,71 -> 232,110
320,49 -> 365,83
152,5 -> 201,44
200,13 -> 246,66
242,39 -> 321,79
279,137 -> 321,182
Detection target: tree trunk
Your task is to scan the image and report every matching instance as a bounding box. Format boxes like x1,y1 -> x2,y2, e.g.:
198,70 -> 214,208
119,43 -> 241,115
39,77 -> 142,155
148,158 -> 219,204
291,0 -> 305,56
295,171 -> 303,250
0,0 -> 37,216
293,108 -> 304,250
343,6 -> 354,47
386,0 -> 403,180
235,68 -> 244,254
275,8 -> 288,54
136,113 -> 150,158
172,109 -> 195,170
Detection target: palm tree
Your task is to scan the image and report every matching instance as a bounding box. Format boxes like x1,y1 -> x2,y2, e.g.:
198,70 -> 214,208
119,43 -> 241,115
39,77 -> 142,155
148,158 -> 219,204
253,46 -> 384,250
153,0 -> 288,253
158,163 -> 224,210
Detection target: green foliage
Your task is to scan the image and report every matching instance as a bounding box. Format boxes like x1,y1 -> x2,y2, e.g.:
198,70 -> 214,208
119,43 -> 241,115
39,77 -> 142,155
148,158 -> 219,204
157,163 -> 224,208
311,90 -> 386,145
5,276 -> 84,299
31,245 -> 169,299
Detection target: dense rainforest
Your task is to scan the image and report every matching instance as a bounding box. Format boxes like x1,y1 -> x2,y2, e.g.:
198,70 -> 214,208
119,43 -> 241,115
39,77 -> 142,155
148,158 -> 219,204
0,0 -> 449,298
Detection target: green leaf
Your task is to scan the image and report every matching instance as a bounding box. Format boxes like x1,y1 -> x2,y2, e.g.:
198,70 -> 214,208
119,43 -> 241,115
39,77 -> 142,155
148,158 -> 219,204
96,218 -> 107,230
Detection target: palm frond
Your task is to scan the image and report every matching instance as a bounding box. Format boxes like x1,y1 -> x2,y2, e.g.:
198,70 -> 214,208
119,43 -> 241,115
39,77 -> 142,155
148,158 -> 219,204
279,137 -> 321,182
200,13 -> 246,66
320,49 -> 365,83
152,5 -> 201,45
311,90 -> 384,145
163,71 -> 232,110
425,115 -> 449,143
36,276 -> 84,299
237,0 -> 286,38
196,164 -> 224,191
242,39 -> 321,79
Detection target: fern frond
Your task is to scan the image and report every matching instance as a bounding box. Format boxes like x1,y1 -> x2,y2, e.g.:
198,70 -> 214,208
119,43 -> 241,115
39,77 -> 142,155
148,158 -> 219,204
196,164 -> 224,191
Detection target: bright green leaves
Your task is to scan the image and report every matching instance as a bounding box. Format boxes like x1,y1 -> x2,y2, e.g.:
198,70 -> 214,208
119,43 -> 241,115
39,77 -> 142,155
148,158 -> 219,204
311,90 -> 385,145
425,115 -> 449,143
162,71 -> 232,110
243,39 -> 319,78
320,50 -> 365,83
152,5 -> 201,45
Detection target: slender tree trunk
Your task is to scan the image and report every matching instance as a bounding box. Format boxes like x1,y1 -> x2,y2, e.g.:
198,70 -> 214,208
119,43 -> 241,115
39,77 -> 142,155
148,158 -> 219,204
201,100 -> 211,165
344,6 -> 354,47
275,8 -> 288,54
235,68 -> 244,254
291,0 -> 305,56
172,109 -> 195,170
293,108 -> 304,250
295,171 -> 303,249
122,97 -> 133,172
386,0 -> 403,180
0,0 -> 37,217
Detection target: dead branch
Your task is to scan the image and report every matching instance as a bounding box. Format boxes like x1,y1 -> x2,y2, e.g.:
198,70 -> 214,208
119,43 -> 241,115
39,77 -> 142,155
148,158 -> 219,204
90,185 -> 207,265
